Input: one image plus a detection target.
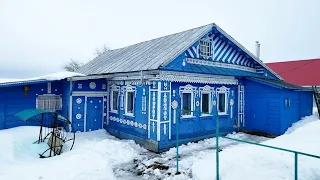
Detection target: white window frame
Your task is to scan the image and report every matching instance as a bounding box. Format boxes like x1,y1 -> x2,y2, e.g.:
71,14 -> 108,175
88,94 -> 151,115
201,92 -> 212,116
124,86 -> 135,117
200,85 -> 214,116
199,38 -> 211,58
109,85 -> 120,114
179,84 -> 197,118
181,92 -> 194,118
216,86 -> 229,115
110,90 -> 119,114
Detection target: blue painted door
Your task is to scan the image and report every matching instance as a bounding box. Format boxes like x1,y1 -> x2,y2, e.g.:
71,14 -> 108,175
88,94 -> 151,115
72,96 -> 85,132
86,97 -> 103,131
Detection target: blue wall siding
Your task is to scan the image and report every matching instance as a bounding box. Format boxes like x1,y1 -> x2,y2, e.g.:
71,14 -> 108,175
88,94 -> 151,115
159,82 -> 237,150
107,84 -> 149,139
72,79 -> 107,92
244,79 -> 281,135
0,81 -> 62,130
244,79 -> 313,135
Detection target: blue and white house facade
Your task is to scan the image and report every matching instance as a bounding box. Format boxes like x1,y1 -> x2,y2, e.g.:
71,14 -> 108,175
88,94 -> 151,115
0,24 -> 313,152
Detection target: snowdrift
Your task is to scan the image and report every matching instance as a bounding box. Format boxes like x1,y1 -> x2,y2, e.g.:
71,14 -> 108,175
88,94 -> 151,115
192,114 -> 320,180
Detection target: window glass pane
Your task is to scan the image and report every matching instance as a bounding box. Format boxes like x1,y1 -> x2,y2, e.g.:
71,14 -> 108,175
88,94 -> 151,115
218,93 -> 226,113
182,93 -> 192,115
202,93 -> 209,113
112,91 -> 118,111
127,92 -> 134,113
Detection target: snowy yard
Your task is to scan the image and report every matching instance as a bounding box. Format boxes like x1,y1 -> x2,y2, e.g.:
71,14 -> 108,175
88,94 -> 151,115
0,114 -> 319,180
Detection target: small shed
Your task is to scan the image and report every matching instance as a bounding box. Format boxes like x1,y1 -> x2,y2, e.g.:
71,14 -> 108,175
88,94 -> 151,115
243,77 -> 313,135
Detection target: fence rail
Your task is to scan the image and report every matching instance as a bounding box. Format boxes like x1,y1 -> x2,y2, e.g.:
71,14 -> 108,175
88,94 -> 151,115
174,109 -> 320,180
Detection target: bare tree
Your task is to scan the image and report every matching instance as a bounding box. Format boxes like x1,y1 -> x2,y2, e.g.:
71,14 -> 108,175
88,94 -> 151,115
95,44 -> 111,56
62,59 -> 84,72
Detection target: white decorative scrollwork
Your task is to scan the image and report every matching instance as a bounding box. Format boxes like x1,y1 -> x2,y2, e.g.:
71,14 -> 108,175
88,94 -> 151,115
163,93 -> 168,121
89,82 -> 96,89
76,98 -> 82,104
76,113 -> 82,119
213,100 -> 217,106
164,124 -> 167,135
230,99 -> 234,119
109,116 -> 147,130
142,88 -> 146,114
78,83 -> 82,89
152,92 -> 156,119
196,101 -> 200,107
102,84 -> 106,89
173,90 -> 176,97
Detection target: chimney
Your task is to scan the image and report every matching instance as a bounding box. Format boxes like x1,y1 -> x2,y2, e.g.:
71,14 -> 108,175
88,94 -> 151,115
255,41 -> 261,60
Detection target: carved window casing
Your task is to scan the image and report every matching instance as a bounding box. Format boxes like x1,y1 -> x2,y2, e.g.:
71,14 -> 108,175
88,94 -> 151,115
216,86 -> 230,115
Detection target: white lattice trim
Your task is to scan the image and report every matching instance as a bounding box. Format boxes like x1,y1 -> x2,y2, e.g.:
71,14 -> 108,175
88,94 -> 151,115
186,58 -> 257,73
160,75 -> 237,85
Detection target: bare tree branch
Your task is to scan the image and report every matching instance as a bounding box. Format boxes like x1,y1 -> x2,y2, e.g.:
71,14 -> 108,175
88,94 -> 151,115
62,59 -> 84,72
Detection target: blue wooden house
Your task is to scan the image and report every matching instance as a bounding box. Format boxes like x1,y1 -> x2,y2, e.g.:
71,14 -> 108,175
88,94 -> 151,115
0,24 -> 313,152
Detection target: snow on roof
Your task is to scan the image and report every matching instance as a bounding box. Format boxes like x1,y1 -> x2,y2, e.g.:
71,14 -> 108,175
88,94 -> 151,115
0,71 -> 84,86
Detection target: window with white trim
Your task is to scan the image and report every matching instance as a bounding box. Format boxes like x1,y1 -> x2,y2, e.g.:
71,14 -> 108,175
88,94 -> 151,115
36,94 -> 62,112
110,90 -> 119,113
199,39 -> 211,58
182,92 -> 193,116
216,86 -> 229,115
125,90 -> 135,116
110,85 -> 120,113
201,92 -> 211,115
218,92 -> 227,114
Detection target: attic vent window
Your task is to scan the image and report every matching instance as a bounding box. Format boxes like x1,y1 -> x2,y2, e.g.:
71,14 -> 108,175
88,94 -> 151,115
199,39 -> 211,58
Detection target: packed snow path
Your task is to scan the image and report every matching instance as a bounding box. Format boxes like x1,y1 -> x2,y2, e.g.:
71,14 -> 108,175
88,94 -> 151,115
0,114 -> 319,180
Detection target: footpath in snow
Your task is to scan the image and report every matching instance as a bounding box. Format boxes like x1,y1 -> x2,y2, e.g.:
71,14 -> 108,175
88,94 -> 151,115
0,113 -> 319,180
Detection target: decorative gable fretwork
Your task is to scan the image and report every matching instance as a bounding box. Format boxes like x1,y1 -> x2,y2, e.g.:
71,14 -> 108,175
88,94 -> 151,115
185,33 -> 256,69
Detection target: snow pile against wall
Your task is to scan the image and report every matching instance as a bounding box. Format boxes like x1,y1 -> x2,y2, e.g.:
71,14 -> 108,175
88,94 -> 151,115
192,114 -> 320,180
0,127 -> 142,180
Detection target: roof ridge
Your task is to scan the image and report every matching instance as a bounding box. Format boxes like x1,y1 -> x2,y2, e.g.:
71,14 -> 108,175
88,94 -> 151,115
100,23 -> 214,54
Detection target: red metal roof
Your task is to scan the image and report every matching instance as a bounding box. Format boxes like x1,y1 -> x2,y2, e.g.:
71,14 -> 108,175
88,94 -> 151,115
266,58 -> 320,86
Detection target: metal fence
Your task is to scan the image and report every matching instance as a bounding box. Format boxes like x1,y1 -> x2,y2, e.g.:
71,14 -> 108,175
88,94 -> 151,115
174,109 -> 320,180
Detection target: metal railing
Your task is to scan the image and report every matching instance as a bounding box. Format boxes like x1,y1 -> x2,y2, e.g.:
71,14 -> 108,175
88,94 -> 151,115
174,109 -> 320,180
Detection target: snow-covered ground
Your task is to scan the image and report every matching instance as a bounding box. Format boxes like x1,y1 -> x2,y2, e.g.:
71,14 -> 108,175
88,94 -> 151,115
0,113 -> 319,180
193,114 -> 320,180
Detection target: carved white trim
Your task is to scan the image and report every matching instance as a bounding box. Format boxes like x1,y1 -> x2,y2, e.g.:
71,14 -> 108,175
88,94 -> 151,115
142,90 -> 147,115
76,113 -> 82,119
78,83 -> 82,89
109,116 -> 147,130
186,58 -> 257,73
152,92 -> 156,120
76,98 -> 82,104
163,93 -> 168,121
216,86 -> 230,115
159,74 -> 237,85
89,82 -> 96,89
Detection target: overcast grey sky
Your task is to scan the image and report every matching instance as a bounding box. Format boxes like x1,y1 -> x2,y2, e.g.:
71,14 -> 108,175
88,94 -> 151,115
1,0 -> 319,78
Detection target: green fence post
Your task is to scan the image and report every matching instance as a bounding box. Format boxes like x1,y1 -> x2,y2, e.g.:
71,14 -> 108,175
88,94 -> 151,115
176,109 -> 179,174
295,152 -> 298,180
216,115 -> 219,180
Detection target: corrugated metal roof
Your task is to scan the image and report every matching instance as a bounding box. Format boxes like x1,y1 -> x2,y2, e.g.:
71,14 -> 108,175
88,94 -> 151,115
77,23 -> 281,80
78,24 -> 213,75
248,77 -> 312,91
